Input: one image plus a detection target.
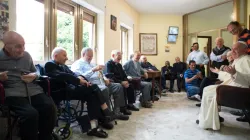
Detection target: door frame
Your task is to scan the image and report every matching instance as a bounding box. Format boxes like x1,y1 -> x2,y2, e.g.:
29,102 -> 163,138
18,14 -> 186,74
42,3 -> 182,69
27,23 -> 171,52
197,36 -> 212,76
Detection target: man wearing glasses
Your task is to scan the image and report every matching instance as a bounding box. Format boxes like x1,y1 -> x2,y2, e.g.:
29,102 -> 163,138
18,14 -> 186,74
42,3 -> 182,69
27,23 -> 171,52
227,21 -> 250,54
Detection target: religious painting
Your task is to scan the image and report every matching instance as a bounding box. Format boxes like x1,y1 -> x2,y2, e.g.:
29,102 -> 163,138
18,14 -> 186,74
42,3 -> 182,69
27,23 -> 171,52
110,15 -> 117,31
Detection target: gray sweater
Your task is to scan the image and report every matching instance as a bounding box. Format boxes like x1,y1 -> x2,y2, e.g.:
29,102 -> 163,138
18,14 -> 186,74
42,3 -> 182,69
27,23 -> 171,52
0,49 -> 43,97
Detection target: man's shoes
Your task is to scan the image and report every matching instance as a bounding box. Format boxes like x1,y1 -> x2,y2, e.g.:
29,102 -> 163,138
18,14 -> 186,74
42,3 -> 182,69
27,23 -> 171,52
87,127 -> 108,138
178,89 -> 181,92
196,116 -> 224,125
153,95 -> 159,101
141,101 -> 153,108
169,90 -> 174,93
115,112 -> 129,120
196,120 -> 199,124
236,115 -> 248,122
195,103 -> 201,107
99,121 -> 114,130
230,110 -> 244,116
120,107 -> 132,115
219,116 -> 224,123
162,89 -> 167,93
127,104 -> 139,111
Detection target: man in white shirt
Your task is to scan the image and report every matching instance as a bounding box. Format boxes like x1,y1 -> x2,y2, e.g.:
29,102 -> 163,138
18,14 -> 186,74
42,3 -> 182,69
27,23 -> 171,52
71,48 -> 130,121
186,42 -> 209,76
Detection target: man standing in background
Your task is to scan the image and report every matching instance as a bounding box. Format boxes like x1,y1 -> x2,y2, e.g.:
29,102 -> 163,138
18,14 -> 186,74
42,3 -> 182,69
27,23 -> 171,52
186,42 -> 209,77
210,37 -> 231,78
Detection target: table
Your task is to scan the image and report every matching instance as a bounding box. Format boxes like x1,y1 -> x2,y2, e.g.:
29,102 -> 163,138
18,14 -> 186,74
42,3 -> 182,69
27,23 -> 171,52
147,71 -> 162,102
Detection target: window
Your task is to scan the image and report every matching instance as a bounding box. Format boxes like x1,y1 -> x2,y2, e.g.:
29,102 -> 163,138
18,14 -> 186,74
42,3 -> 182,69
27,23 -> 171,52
16,0 -> 45,61
120,26 -> 128,64
56,1 -> 75,62
16,0 -> 97,63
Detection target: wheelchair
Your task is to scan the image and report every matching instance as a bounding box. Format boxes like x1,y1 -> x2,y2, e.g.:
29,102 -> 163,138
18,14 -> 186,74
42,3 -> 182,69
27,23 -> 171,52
0,77 -> 61,140
35,64 -> 87,140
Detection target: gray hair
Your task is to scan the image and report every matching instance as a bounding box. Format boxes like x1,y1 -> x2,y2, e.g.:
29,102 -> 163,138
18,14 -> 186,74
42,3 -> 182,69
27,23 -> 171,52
81,47 -> 93,57
111,50 -> 121,57
51,47 -> 66,59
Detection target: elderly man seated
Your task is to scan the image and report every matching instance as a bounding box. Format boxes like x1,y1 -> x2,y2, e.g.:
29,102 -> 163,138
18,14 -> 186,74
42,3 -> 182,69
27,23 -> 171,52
184,60 -> 203,101
45,47 -> 115,138
140,55 -> 158,71
123,51 -> 152,108
104,50 -> 139,111
197,41 -> 250,130
71,48 -> 130,120
161,61 -> 175,93
0,31 -> 57,140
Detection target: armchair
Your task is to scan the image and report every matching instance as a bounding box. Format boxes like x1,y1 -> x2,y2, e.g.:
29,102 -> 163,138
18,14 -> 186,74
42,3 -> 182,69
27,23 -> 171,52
216,85 -> 250,124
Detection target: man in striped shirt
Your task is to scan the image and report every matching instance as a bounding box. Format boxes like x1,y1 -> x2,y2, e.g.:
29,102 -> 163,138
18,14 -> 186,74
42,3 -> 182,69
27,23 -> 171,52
184,60 -> 203,100
227,21 -> 250,54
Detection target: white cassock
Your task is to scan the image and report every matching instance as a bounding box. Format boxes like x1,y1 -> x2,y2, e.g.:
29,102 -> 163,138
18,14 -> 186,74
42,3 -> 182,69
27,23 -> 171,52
198,55 -> 250,130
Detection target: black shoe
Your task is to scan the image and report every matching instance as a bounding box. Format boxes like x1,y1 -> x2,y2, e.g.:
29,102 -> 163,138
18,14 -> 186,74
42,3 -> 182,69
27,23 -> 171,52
230,110 -> 243,116
127,104 -> 139,111
102,108 -> 116,122
178,89 -> 181,92
99,121 -> 114,130
87,127 -> 108,138
153,95 -> 159,101
115,113 -> 129,120
219,116 -> 224,122
120,107 -> 132,115
196,120 -> 199,124
196,103 -> 201,107
169,90 -> 174,93
236,115 -> 248,122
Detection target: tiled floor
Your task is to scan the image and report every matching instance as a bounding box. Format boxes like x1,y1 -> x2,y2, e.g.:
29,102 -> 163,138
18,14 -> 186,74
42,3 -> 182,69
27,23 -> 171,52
69,92 -> 250,140
1,92 -> 250,140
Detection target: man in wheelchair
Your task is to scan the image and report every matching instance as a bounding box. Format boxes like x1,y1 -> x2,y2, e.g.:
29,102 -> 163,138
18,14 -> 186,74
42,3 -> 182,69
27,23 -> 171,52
0,31 -> 57,140
45,47 -> 115,138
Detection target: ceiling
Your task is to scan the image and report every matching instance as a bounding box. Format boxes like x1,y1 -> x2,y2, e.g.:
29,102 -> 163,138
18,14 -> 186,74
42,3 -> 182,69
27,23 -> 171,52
124,0 -> 232,15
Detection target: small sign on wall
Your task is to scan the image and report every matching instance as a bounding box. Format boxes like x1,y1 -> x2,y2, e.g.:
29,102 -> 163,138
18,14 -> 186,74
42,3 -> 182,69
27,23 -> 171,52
165,46 -> 170,52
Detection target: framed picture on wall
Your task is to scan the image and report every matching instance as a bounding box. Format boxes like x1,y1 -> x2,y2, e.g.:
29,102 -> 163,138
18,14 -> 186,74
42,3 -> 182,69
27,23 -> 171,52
110,15 -> 117,31
139,33 -> 157,55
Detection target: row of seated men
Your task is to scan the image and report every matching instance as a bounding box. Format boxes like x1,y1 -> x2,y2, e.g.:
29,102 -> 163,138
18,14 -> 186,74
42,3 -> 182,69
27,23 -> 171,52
0,31 -> 156,139
184,21 -> 250,131
139,55 -> 186,93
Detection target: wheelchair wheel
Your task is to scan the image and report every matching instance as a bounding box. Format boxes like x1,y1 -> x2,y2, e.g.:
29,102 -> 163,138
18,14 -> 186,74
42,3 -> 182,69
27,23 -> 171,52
56,125 -> 72,140
52,132 -> 62,140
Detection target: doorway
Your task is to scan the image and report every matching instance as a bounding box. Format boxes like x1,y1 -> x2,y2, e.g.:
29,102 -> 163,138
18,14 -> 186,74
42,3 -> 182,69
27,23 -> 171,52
197,36 -> 212,77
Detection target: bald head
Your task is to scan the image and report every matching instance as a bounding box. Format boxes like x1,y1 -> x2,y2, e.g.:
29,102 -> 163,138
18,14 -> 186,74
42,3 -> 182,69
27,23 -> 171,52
231,41 -> 248,59
3,31 -> 25,58
215,37 -> 224,48
140,55 -> 147,63
175,57 -> 180,62
51,47 -> 68,65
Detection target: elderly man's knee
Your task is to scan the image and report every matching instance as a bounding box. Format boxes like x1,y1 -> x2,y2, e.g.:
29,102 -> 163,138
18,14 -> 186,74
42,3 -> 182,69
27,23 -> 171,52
23,108 -> 39,121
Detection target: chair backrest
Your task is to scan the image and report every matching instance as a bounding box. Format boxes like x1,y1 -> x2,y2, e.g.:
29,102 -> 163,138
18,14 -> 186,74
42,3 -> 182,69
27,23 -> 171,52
35,64 -> 46,76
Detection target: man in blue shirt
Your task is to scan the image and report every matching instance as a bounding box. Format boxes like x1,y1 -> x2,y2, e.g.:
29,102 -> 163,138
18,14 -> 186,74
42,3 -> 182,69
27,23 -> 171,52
71,48 -> 130,121
184,60 -> 203,100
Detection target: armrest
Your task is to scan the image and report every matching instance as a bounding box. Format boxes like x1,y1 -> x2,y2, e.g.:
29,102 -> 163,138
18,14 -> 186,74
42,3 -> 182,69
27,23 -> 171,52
35,76 -> 51,96
215,81 -> 223,85
216,85 -> 250,109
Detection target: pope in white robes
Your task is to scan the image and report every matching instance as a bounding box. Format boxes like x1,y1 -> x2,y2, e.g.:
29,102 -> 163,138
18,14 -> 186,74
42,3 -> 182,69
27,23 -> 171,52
198,41 -> 250,130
